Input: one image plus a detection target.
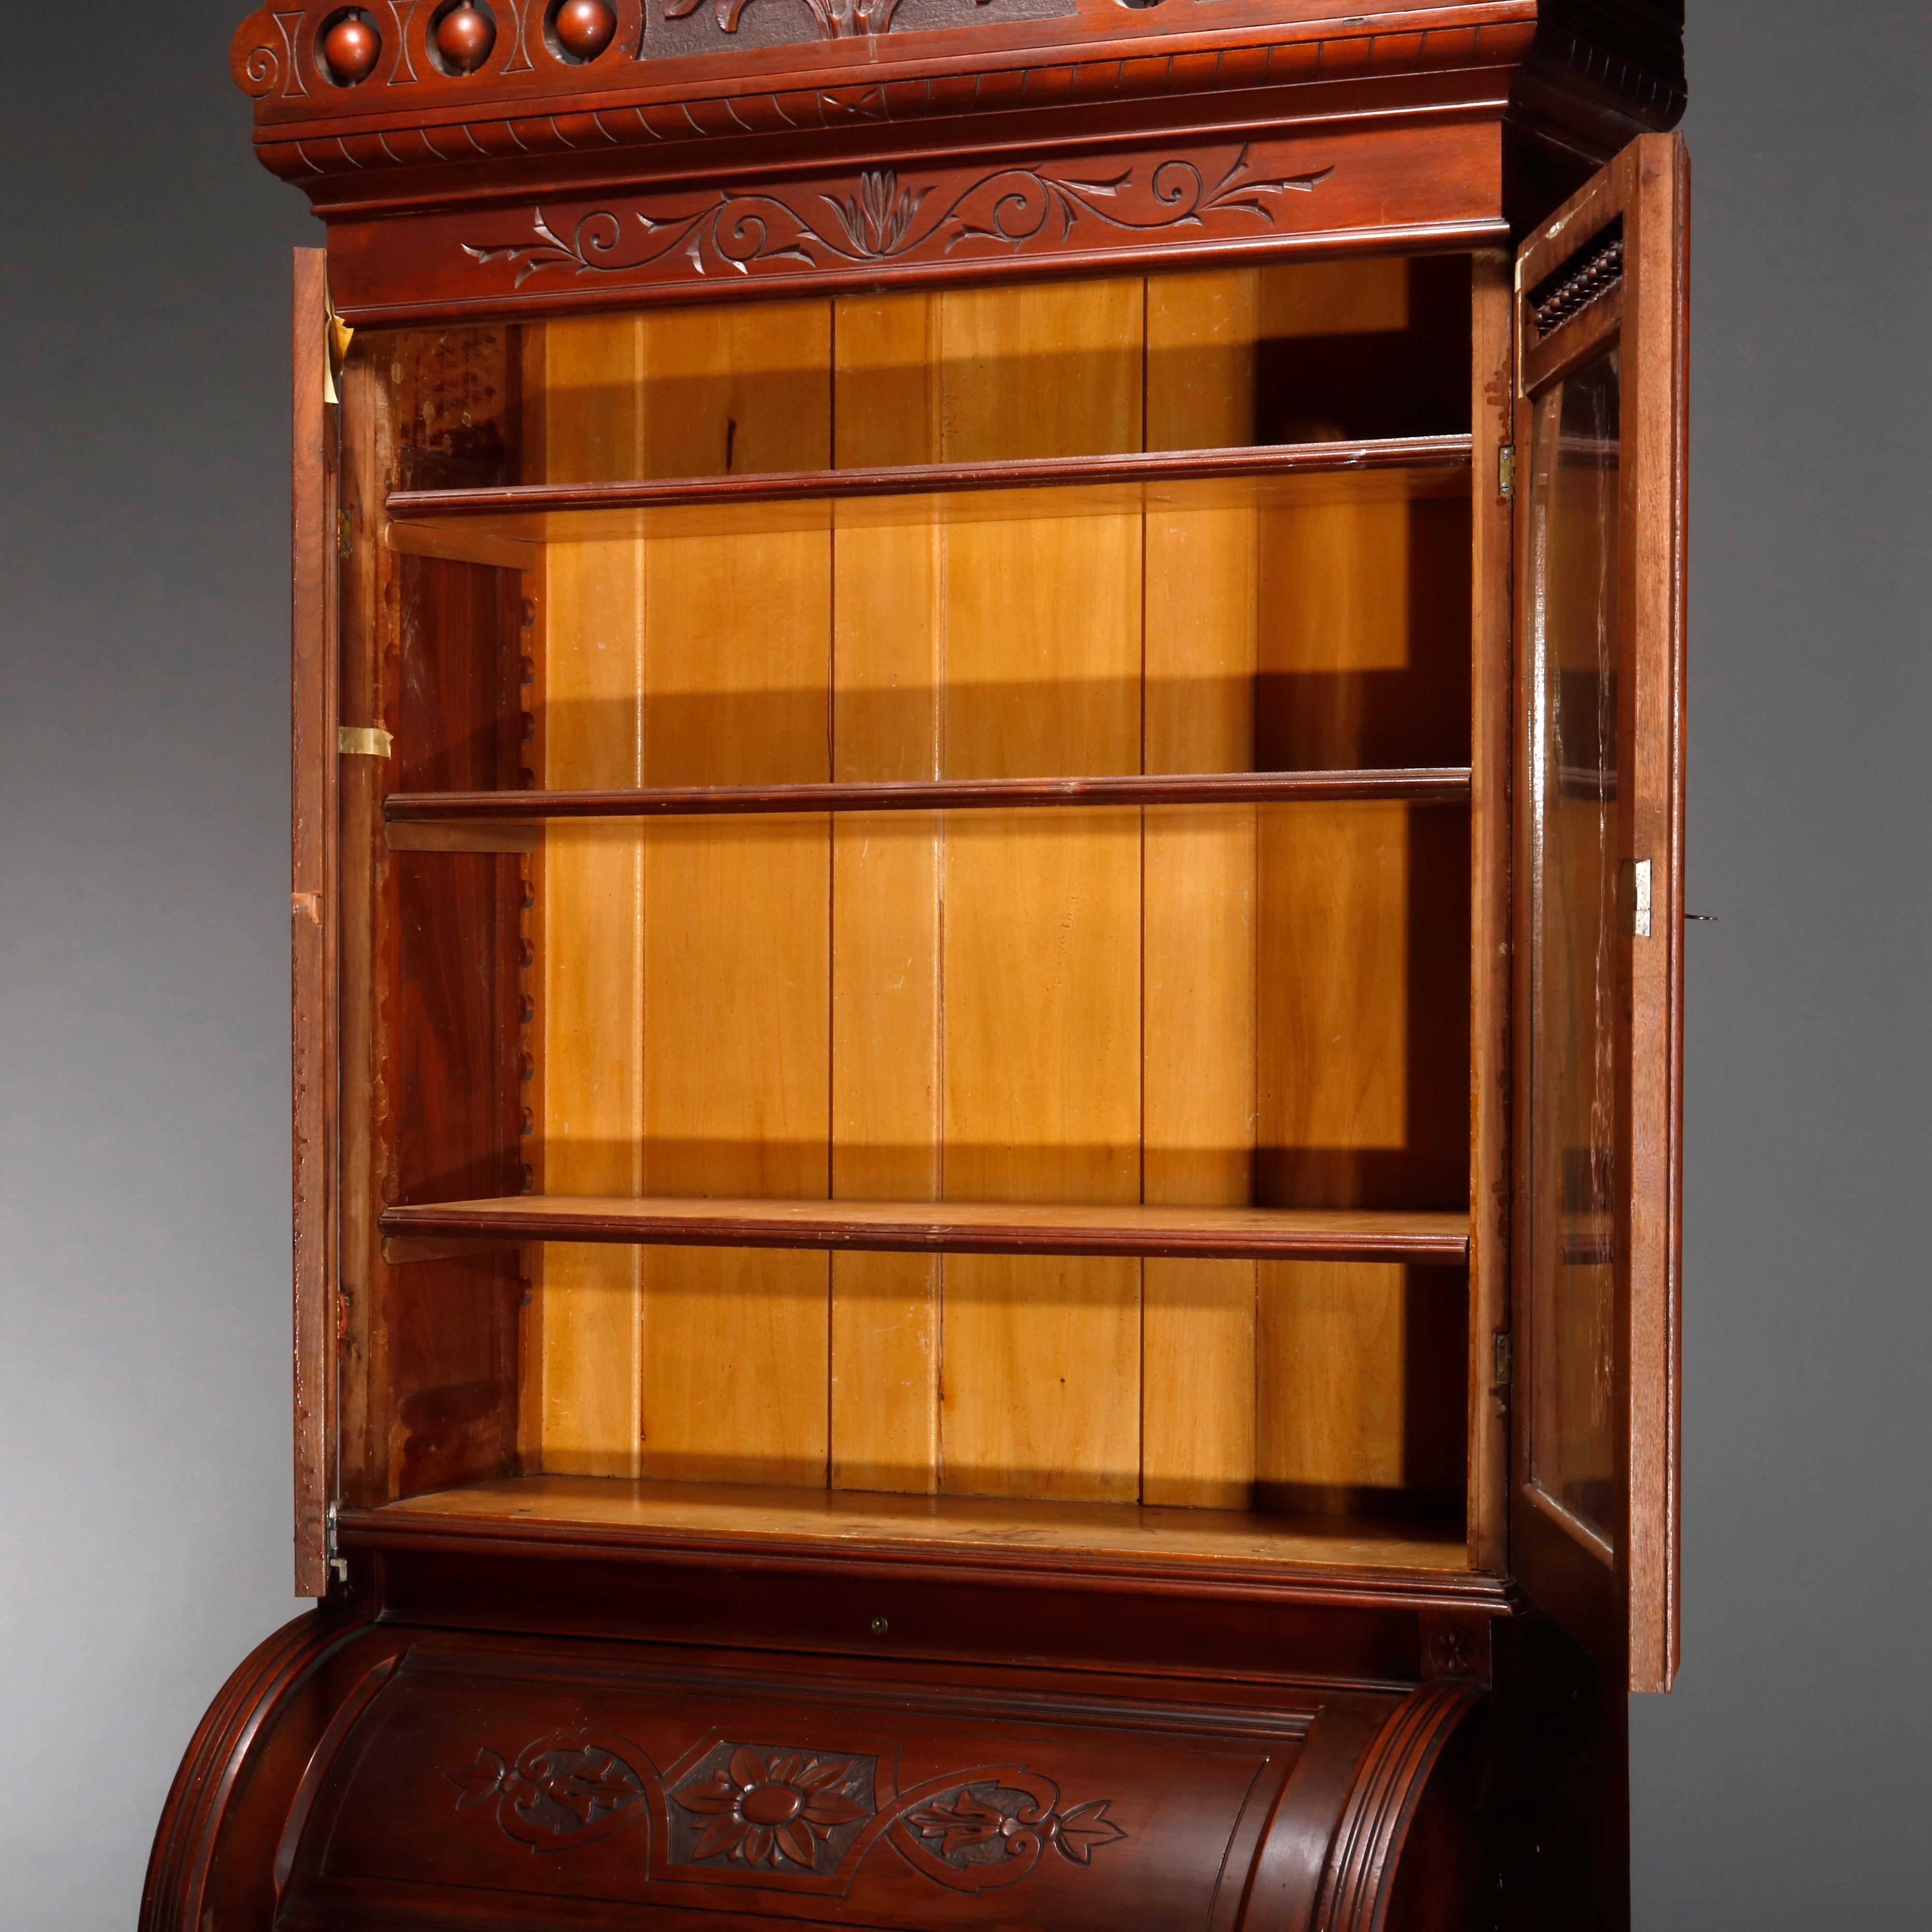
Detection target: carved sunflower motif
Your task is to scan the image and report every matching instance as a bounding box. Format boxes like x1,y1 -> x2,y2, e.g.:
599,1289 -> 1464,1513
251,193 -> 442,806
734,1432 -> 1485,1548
672,1747 -> 870,1868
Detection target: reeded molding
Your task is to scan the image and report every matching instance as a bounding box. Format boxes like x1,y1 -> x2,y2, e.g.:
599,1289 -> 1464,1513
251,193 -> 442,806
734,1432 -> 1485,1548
140,1610 -> 396,1932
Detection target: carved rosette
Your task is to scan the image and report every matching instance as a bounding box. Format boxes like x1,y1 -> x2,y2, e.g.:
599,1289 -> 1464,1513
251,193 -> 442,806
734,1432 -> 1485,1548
668,1745 -> 874,1872
446,1728 -> 1125,1895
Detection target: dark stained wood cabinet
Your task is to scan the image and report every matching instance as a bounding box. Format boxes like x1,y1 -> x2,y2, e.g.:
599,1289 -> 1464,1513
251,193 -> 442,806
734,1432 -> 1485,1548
145,4 -> 1687,1926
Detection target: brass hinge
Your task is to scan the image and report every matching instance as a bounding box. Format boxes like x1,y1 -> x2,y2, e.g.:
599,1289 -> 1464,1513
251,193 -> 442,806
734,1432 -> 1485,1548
338,725 -> 394,758
1493,1332 -> 1514,1390
337,505 -> 354,557
324,1501 -> 349,1586
324,292 -> 355,406
1623,858 -> 1653,938
1498,445 -> 1517,502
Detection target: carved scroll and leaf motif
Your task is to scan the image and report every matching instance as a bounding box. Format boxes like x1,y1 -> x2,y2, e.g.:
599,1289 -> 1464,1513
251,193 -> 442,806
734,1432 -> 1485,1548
445,1733 -> 653,1850
446,1729 -> 1125,1894
462,148 -> 1333,289
893,1774 -> 1127,1891
664,0 -> 989,39
653,0 -> 1071,57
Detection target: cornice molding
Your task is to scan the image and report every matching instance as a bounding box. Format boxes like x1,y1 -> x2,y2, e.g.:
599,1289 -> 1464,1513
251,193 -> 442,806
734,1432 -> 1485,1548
234,1 -> 1680,213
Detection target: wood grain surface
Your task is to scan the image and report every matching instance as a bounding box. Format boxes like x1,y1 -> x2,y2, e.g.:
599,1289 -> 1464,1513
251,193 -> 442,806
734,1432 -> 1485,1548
164,8 -> 1698,1917
382,1193 -> 1469,1262
530,313 -> 648,1479
385,767 -> 1473,822
389,435 -> 1473,526
379,1472 -> 1471,1571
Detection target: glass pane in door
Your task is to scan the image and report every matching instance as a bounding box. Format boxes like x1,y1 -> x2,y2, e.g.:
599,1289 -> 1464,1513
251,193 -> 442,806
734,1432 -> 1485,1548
1525,349 -> 1621,1543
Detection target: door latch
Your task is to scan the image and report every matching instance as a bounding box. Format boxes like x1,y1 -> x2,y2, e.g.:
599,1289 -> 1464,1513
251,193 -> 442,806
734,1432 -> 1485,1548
324,1501 -> 349,1586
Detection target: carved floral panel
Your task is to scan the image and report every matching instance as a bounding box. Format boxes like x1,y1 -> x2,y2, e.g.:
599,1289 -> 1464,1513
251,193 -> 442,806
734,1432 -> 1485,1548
446,1727 -> 1126,1895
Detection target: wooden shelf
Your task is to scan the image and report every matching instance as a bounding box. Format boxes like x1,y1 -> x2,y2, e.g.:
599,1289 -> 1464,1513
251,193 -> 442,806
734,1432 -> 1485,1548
379,1195 -> 1469,1264
368,1476 -> 1473,1577
384,435 -> 1472,550
384,767 -> 1473,826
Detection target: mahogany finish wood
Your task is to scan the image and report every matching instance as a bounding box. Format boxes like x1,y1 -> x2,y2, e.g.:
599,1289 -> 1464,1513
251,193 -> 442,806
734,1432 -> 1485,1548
1465,246 -> 1514,1577
437,3 -> 498,73
143,10 -> 1690,1929
1509,131 -> 1687,1698
152,1611 -> 1502,1932
555,0 -> 620,62
288,252 -> 335,1597
386,767 -> 1475,823
380,1193 -> 1473,1263
320,16 -> 382,86
376,1472 -> 1474,1575
331,324 -> 528,1518
390,434 -> 1473,524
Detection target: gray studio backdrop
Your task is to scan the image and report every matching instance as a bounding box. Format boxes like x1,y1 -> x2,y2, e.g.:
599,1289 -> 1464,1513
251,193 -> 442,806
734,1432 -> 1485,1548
2,6 -> 1926,1926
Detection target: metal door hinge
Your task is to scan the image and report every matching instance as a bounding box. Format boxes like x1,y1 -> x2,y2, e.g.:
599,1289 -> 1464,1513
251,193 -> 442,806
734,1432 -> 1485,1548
1498,445 -> 1516,501
1493,1332 -> 1514,1390
338,505 -> 355,557
1623,858 -> 1653,938
324,294 -> 355,406
338,725 -> 393,758
325,1501 -> 349,1586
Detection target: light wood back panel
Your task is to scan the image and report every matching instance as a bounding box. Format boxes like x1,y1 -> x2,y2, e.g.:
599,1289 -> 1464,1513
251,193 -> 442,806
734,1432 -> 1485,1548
932,280 -> 1146,1504
537,305 -> 835,1488
1249,265 -> 1472,1523
828,282 -> 1149,1503
534,316 -> 647,1477
828,295 -> 944,1493
525,264 -> 1474,1524
633,306 -> 833,1489
1141,269 -> 1261,1510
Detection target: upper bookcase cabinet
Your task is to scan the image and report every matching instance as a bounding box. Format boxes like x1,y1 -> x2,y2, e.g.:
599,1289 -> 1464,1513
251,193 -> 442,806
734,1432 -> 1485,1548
141,11 -> 1685,1932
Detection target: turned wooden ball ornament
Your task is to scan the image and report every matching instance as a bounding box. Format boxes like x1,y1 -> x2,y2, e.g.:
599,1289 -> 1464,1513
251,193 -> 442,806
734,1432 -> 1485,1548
322,14 -> 382,84
436,2 -> 497,71
553,0 -> 617,59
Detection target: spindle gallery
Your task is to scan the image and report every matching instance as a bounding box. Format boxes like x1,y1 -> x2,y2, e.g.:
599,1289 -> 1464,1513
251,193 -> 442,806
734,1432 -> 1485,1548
144,7 -> 1690,1927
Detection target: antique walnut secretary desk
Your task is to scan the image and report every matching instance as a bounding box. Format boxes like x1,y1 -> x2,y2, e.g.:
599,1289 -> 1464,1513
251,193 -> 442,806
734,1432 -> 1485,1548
146,1 -> 1687,1926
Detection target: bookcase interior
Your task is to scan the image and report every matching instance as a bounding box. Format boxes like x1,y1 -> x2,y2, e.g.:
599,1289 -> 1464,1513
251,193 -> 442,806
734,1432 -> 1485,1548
341,254 -> 1496,1575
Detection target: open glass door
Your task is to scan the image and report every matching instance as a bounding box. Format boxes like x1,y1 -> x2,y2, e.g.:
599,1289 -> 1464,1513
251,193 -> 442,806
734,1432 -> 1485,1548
1513,135 -> 1687,1694
291,248 -> 340,1596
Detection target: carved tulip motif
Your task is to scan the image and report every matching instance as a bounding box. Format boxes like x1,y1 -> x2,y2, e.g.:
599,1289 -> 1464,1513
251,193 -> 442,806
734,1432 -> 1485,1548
830,171 -> 928,258
672,1748 -> 870,1868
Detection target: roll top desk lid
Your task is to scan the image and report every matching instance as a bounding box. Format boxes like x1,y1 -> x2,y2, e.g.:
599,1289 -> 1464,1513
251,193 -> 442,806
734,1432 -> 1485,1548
232,0 -> 1685,323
